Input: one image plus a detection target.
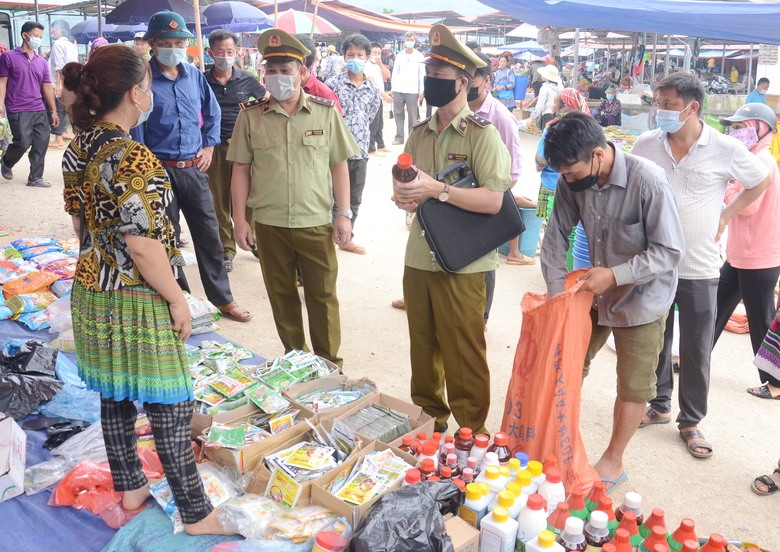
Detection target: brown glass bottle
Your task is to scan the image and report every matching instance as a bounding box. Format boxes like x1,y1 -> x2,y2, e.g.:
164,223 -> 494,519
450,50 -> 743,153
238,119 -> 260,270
486,432 -> 512,465
454,427 -> 475,469
399,435 -> 418,457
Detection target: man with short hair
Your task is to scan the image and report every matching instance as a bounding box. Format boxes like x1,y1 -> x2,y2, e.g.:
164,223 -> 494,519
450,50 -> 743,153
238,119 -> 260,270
133,31 -> 151,61
296,34 -> 341,113
541,110 -> 685,491
465,41 -> 480,53
0,21 -> 58,188
48,19 -> 77,149
390,31 -> 425,145
326,34 -> 381,255
229,30 -> 358,367
132,10 -> 251,323
366,41 -> 392,156
205,28 -> 267,273
632,73 -> 771,459
746,77 -> 770,104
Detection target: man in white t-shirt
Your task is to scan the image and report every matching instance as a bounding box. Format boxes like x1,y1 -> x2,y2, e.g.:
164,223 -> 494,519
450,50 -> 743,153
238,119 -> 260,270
631,73 -> 770,459
365,42 -> 392,156
48,19 -> 77,148
390,31 -> 425,145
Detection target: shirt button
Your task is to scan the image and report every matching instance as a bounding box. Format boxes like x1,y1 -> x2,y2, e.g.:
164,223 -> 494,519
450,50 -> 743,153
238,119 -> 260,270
597,215 -> 601,220
596,262 -> 601,266
289,161 -> 294,165
596,238 -> 601,243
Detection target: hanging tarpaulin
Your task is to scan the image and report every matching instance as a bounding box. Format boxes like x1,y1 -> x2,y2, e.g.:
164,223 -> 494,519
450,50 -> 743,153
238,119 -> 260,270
632,33 -> 645,79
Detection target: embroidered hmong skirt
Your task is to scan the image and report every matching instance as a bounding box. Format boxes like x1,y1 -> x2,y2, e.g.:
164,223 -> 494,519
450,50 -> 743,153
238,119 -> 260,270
754,320 -> 780,383
71,281 -> 194,404
537,186 -> 555,219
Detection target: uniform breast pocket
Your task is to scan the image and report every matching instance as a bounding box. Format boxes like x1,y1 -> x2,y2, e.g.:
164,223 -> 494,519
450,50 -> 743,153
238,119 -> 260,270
608,217 -> 647,256
250,134 -> 280,171
684,169 -> 716,198
302,135 -> 329,168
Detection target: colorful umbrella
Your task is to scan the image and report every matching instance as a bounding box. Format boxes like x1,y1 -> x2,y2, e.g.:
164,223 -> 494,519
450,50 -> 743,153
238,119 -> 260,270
69,18 -> 116,44
105,0 -> 196,25
273,9 -> 340,36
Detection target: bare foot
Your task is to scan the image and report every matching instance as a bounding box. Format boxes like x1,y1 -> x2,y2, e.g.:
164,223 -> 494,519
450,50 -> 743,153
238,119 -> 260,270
122,481 -> 152,511
184,508 -> 237,536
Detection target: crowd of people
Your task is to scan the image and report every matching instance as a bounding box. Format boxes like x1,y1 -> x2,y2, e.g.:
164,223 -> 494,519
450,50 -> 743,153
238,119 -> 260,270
1,11 -> 780,535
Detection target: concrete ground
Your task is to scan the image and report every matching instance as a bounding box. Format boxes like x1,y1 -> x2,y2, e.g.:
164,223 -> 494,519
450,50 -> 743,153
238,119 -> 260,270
2,105 -> 778,547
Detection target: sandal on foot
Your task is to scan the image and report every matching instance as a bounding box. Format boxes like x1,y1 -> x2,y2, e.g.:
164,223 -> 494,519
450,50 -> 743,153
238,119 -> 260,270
340,241 -> 366,255
1,161 -> 13,180
639,406 -> 672,428
751,468 -> 780,496
679,428 -> 713,459
26,179 -> 51,188
218,301 -> 252,322
601,471 -> 627,495
223,257 -> 233,273
507,257 -> 536,266
391,298 -> 405,310
747,384 -> 780,400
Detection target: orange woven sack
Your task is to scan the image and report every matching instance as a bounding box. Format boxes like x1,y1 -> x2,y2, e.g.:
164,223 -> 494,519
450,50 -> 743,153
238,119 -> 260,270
725,303 -> 749,334
501,270 -> 599,493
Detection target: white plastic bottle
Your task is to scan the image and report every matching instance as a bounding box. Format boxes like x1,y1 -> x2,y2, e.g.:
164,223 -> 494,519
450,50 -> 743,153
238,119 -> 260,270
488,482 -> 525,514
516,469 -> 533,496
526,529 -> 566,552
459,482 -> 492,529
556,517 -> 586,551
508,457 -> 521,481
517,494 -> 549,551
418,440 -> 439,471
475,465 -> 509,496
537,467 -> 566,515
515,451 -> 529,470
527,460 -> 545,494
480,507 -> 519,552
471,433 -> 490,467
487,489 -> 523,520
481,451 -> 501,473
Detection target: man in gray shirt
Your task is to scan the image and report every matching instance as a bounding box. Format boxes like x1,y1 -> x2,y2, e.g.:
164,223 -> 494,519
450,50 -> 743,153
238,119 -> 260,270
540,112 -> 685,491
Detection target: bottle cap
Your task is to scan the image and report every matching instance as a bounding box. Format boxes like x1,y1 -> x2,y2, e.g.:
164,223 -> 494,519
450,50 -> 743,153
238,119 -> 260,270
494,432 -> 508,447
515,469 -> 532,487
657,545 -> 672,552
614,528 -> 630,542
427,476 -> 441,482
402,435 -> 412,446
544,454 -> 558,467
417,432 -> 427,441
433,432 -> 442,442
492,507 -> 509,523
564,517 -> 584,535
441,466 -> 452,478
528,460 -> 543,477
422,441 -> 437,457
682,542 -> 699,552
405,469 -> 421,484
485,452 -> 499,465
445,443 -> 455,455
508,458 -> 521,472
499,466 -> 510,478
421,458 -> 435,472
485,466 -> 500,480
467,457 -> 478,468
445,435 -> 454,444
526,493 -> 545,510
498,490 -> 514,507
454,478 -> 465,492
515,451 -> 529,466
474,434 -> 490,448
480,483 -> 490,496
315,532 -> 346,550
538,530 -> 556,548
602,545 -> 617,552
706,534 -> 726,546
465,482 -> 482,500
624,491 -> 642,510
447,453 -> 458,466
506,482 -> 522,498
397,153 -> 413,170
588,510 -> 608,529
462,468 -> 474,480
459,427 -> 473,440
545,467 -> 562,484
411,439 -> 422,453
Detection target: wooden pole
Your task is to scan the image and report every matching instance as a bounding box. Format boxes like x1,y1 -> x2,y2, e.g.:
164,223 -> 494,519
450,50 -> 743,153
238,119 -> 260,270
573,28 -> 580,86
748,44 -> 753,93
274,0 -> 279,28
193,0 -> 205,72
310,0 -> 320,40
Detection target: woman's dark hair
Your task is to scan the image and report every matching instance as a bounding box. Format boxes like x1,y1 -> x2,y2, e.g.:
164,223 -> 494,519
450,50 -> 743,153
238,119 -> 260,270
341,33 -> 371,56
654,73 -> 705,114
62,44 -> 150,131
544,111 -> 607,171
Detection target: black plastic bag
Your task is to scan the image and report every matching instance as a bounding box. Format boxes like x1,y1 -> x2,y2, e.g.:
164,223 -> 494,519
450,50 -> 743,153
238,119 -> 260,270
43,420 -> 88,449
23,415 -> 70,431
0,339 -> 58,377
351,481 -> 462,552
0,374 -> 64,420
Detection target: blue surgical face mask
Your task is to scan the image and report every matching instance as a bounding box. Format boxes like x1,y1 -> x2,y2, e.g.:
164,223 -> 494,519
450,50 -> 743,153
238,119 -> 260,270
345,59 -> 365,74
656,102 -> 694,134
606,94 -> 615,100
404,41 -> 415,50
759,89 -> 767,95
26,35 -> 42,50
156,47 -> 187,67
135,86 -> 154,128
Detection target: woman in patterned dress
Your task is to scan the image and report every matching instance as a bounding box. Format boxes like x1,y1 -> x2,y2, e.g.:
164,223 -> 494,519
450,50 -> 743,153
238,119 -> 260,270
61,45 -> 232,535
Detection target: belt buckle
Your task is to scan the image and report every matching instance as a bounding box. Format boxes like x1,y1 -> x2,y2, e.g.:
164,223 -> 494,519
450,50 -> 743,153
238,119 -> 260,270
176,160 -> 186,169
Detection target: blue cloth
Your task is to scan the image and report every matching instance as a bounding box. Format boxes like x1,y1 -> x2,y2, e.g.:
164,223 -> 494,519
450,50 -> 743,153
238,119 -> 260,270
537,127 -> 559,191
745,90 -> 767,105
131,57 -> 221,161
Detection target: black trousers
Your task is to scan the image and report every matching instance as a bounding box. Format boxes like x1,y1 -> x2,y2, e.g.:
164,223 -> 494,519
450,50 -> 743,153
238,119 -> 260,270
49,97 -> 69,137
101,398 -> 213,524
332,158 -> 368,231
713,261 -> 780,357
165,165 -> 234,307
3,110 -> 49,182
368,105 -> 385,152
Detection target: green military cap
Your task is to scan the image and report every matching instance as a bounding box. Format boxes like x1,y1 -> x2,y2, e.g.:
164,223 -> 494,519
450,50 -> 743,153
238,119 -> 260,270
426,24 -> 486,77
143,10 -> 194,40
257,29 -> 311,64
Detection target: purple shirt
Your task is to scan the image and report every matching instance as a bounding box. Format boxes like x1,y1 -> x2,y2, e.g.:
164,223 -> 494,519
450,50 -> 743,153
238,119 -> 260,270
472,92 -> 522,181
0,47 -> 50,113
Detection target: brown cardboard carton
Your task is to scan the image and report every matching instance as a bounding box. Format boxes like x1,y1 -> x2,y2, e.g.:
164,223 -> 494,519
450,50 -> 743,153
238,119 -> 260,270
282,376 -> 378,420
445,515 -> 480,552
335,393 -> 434,448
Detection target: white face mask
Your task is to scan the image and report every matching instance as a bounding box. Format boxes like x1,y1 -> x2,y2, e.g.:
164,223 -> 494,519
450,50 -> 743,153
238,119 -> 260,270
265,73 -> 299,101
213,56 -> 235,71
404,41 -> 415,50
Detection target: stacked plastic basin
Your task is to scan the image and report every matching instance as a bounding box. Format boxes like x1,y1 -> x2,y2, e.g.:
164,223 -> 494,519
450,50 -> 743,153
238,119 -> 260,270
572,222 -> 591,269
498,208 -> 545,258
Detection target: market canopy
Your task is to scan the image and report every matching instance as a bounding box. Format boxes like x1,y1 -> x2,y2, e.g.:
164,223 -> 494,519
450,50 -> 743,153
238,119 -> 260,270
480,0 -> 780,45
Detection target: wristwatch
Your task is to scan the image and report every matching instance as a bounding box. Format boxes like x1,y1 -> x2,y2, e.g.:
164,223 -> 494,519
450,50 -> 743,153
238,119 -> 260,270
337,209 -> 353,219
438,183 -> 450,202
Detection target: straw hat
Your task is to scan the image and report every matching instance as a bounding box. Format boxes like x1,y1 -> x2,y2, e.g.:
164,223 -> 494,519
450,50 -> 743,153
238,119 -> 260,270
537,64 -> 561,83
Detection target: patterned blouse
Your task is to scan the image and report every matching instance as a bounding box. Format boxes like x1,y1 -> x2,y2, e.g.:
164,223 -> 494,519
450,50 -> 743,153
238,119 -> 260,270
325,71 -> 381,160
62,122 -> 184,292
595,98 -> 622,127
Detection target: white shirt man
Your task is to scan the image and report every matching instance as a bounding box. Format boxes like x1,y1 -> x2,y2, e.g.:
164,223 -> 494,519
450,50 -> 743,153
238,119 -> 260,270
48,21 -> 77,147
390,33 -> 425,144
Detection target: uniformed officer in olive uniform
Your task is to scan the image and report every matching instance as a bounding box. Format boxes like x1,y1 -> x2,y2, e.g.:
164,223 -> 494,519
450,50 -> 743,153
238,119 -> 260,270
228,30 -> 359,367
394,24 -> 512,436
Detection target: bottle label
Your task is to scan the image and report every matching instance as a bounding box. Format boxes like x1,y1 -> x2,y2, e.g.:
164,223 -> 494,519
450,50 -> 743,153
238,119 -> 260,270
459,506 -> 478,527
585,546 -> 602,552
479,528 -> 504,552
516,532 -> 529,552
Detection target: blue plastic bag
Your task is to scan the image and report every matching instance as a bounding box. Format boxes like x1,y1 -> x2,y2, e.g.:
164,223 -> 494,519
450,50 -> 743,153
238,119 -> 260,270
38,383 -> 100,423
54,353 -> 85,388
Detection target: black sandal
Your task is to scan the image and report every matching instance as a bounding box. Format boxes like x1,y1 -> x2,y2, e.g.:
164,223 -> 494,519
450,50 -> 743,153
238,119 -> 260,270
747,384 -> 780,400
638,406 -> 671,428
751,468 -> 780,496
679,428 -> 713,459
224,257 -> 233,273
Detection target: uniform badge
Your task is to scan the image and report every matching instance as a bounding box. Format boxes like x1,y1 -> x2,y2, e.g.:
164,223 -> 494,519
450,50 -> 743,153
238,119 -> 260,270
305,130 -> 324,136
169,20 -> 178,29
447,153 -> 467,161
269,34 -> 282,47
431,31 -> 441,46
457,117 -> 468,135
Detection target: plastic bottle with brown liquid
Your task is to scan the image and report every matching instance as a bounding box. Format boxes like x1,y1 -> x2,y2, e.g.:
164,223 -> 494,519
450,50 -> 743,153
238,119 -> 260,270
399,435 -> 418,457
454,427 -> 475,469
392,153 -> 419,203
486,432 -> 512,465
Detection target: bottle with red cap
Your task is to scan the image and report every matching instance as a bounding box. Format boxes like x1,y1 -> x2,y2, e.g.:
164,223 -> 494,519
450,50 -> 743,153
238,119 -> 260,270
471,434 -> 490,467
607,528 -> 634,552
440,466 -> 453,481
432,432 -> 442,446
399,435 -> 418,457
487,432 -> 512,465
392,153 -> 420,203
455,427 -> 475,469
419,440 -> 439,471
616,512 -> 642,548
428,475 -> 441,482
546,501 -> 571,537
453,478 -> 466,493
440,442 -> 456,468
667,519 -> 697,552
566,487 -> 589,520
538,467 -> 566,515
595,496 -> 619,536
543,454 -> 559,477
585,481 -> 607,513
445,453 -> 461,479
654,546 -> 670,552
639,508 -> 666,539
403,468 -> 421,486
467,456 -> 481,479
462,467 -> 475,485
602,544 -> 617,552
700,534 -> 727,552
420,458 -> 436,481
417,431 -> 428,442
639,526 -> 669,552
680,541 -> 698,552
615,492 -> 644,525
517,494 -> 549,550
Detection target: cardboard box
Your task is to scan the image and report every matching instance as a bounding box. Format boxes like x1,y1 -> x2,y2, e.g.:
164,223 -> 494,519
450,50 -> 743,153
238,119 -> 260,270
0,415 -> 26,503
310,441 -> 419,528
444,515 -> 480,552
201,401 -> 316,474
245,418 -> 363,506
335,393 -> 434,449
283,376 -> 378,420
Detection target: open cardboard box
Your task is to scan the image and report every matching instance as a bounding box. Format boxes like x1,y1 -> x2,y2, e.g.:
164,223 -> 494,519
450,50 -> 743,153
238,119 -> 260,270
0,414 -> 26,503
310,440 -> 419,528
335,393 -> 435,449
201,400 -> 317,474
245,418 -> 363,506
282,376 -> 378,420
443,514 -> 480,552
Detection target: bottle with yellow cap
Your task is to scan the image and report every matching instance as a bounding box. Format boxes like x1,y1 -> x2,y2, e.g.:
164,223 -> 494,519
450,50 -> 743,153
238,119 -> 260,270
489,483 -> 525,517
480,506 -> 520,552
526,529 -> 566,552
476,464 -> 509,496
527,460 -> 546,493
508,457 -> 522,480
459,482 -> 491,529
516,469 -> 534,496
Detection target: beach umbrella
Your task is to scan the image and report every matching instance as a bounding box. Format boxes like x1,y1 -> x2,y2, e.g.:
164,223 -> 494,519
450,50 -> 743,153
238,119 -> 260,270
111,23 -> 148,41
70,18 -> 116,44
105,0 -> 196,25
273,9 -> 340,36
201,1 -> 273,32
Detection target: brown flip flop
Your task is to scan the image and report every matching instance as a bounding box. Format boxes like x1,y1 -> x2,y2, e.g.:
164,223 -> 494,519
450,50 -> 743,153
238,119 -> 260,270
679,428 -> 713,459
218,301 -> 252,322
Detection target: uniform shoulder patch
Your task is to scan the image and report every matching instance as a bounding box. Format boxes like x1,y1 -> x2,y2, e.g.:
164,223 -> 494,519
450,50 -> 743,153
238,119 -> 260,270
239,97 -> 269,111
467,113 -> 493,128
412,116 -> 432,130
309,95 -> 336,107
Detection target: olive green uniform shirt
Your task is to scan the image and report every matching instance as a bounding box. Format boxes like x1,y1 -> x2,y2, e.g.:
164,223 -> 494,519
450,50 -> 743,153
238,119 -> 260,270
227,91 -> 359,228
404,103 -> 512,273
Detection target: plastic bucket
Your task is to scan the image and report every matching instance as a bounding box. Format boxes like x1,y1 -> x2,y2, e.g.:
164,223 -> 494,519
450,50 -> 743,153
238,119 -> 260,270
566,229 -> 576,271
572,250 -> 592,269
498,207 -> 544,258
514,75 -> 529,101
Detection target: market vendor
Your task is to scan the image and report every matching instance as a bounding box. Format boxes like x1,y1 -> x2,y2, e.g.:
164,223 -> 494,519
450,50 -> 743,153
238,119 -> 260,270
594,85 -> 622,127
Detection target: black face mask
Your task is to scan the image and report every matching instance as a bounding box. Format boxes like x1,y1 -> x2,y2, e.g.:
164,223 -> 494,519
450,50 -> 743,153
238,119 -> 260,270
424,76 -> 460,107
565,156 -> 601,193
466,82 -> 483,102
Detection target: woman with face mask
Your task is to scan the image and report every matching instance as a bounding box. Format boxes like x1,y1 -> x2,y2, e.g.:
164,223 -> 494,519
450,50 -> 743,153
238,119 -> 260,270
712,104 -> 780,400
60,45 -> 234,536
593,85 -> 622,127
